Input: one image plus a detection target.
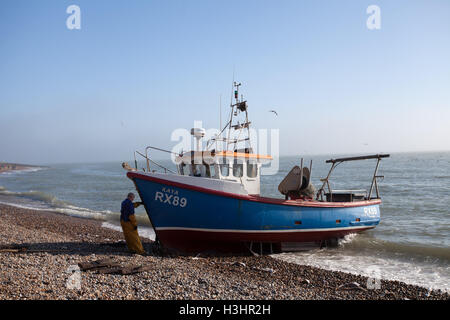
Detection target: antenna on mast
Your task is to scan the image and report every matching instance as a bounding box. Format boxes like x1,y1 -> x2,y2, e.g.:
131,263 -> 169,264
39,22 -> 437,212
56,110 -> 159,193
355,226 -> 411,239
218,94 -> 222,151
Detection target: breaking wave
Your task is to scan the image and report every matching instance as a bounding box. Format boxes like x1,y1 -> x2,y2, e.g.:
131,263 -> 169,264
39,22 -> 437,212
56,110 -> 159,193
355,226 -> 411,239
337,233 -> 450,260
0,186 -> 111,221
0,185 -> 152,227
0,167 -> 45,175
0,189 -> 70,207
273,233 -> 450,293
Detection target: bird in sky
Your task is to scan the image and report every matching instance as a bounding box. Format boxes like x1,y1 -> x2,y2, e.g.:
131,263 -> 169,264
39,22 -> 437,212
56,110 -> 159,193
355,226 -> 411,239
269,110 -> 278,116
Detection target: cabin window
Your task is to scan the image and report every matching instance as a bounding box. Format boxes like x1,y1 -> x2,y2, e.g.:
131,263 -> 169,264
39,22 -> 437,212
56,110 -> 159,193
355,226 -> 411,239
220,164 -> 230,177
247,161 -> 258,178
192,164 -> 203,177
180,163 -> 190,176
179,163 -> 187,176
209,164 -> 216,178
233,160 -> 243,178
204,164 -> 217,178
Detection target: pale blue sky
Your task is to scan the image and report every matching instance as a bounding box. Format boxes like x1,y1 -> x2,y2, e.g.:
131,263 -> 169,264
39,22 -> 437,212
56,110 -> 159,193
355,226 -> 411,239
1,0 -> 449,164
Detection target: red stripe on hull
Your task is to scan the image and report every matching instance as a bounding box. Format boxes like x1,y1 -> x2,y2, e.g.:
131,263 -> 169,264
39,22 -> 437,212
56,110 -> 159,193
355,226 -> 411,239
127,171 -> 381,208
156,227 -> 374,253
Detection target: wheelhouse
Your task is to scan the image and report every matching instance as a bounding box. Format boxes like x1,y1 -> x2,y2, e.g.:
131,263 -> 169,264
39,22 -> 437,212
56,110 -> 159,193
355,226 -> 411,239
174,150 -> 272,195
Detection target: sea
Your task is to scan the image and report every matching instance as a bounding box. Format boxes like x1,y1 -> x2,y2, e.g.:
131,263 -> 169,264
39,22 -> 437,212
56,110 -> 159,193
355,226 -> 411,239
0,152 -> 449,293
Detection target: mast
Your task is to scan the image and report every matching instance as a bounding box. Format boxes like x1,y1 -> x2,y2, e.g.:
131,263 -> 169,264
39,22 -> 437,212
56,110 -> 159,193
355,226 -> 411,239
207,81 -> 252,153
227,81 -> 241,150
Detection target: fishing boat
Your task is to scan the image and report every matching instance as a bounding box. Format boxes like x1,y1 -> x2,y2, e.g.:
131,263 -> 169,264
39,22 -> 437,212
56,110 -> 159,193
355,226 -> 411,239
123,82 -> 389,254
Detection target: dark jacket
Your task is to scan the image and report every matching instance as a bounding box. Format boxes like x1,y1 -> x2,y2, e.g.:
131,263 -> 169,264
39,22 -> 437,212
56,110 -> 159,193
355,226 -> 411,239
120,198 -> 134,222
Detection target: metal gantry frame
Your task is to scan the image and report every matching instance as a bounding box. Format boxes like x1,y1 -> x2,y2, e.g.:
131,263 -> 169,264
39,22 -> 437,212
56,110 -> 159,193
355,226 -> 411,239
316,154 -> 390,201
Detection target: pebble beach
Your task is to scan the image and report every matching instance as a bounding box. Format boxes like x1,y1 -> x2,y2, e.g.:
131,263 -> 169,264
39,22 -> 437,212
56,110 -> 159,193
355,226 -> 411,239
0,203 -> 448,300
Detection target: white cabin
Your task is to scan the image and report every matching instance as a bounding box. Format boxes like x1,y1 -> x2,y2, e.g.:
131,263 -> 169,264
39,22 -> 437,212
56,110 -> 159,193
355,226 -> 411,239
174,151 -> 272,195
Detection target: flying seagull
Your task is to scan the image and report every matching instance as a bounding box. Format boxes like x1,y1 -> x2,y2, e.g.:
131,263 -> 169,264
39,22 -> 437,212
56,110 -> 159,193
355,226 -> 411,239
269,110 -> 278,116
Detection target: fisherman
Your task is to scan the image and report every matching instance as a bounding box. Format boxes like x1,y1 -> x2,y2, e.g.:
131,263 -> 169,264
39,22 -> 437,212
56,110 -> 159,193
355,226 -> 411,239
120,192 -> 146,255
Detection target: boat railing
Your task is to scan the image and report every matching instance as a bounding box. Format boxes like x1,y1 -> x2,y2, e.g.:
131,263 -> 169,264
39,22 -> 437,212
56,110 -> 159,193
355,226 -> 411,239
132,146 -> 177,174
316,154 -> 390,201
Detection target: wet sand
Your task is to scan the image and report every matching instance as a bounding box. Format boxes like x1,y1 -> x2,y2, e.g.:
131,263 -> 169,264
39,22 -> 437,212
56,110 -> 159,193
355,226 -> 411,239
0,203 -> 448,300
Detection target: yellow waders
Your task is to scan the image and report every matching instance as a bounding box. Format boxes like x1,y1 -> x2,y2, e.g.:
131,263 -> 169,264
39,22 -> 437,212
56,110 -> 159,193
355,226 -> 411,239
120,213 -> 145,255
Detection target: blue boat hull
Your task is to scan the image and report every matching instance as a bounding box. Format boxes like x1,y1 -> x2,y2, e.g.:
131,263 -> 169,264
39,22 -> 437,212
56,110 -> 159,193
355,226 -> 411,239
128,172 -> 381,253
